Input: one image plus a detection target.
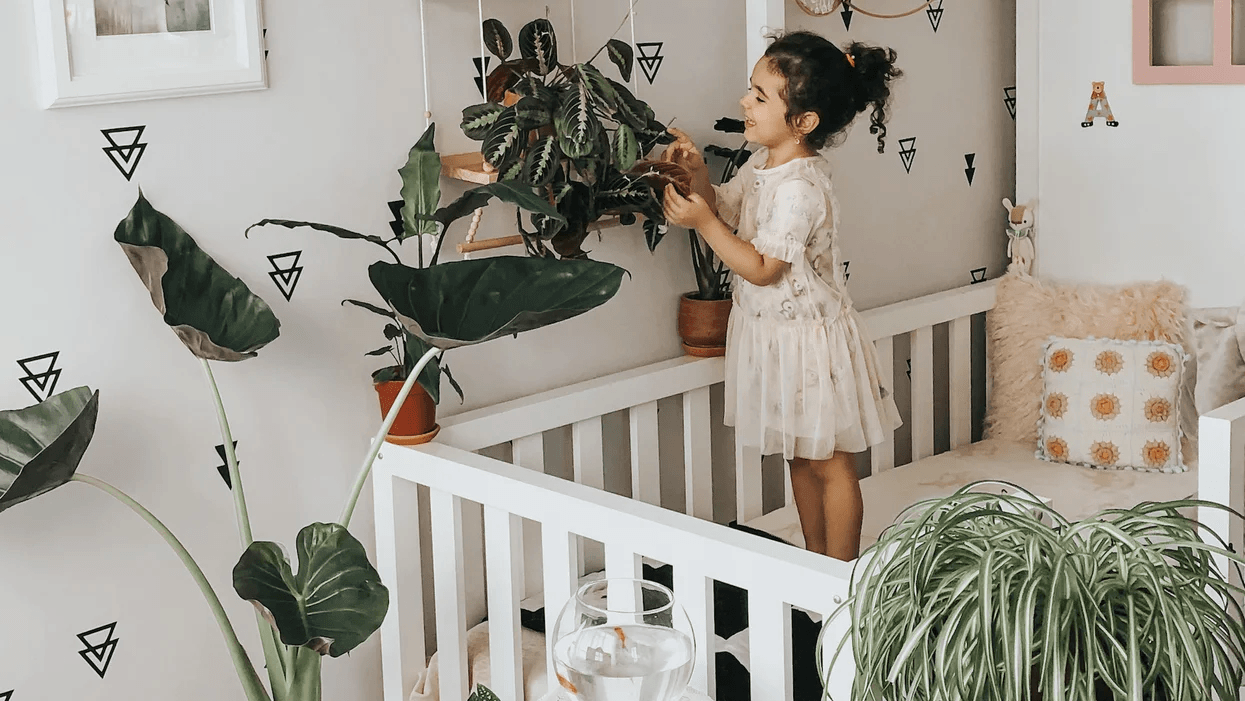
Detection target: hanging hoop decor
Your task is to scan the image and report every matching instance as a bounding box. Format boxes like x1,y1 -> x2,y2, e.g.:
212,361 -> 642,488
795,0 -> 939,20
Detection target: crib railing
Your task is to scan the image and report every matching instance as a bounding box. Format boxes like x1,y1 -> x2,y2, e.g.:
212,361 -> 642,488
373,280 -> 1000,701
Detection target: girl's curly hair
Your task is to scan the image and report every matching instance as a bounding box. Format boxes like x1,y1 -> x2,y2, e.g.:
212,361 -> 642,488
762,31 -> 903,153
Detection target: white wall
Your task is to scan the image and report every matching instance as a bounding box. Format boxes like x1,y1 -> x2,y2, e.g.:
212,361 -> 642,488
0,1 -> 1012,700
1029,1 -> 1245,307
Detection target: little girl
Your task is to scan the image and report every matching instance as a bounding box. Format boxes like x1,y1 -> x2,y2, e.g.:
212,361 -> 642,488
662,31 -> 903,561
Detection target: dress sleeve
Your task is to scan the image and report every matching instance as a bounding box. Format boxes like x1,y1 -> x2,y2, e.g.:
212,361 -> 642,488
712,174 -> 745,229
751,178 -> 825,264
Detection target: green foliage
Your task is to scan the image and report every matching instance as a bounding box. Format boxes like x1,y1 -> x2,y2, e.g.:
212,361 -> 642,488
117,191 -> 281,361
822,481 -> 1245,701
0,387 -> 99,514
368,256 -> 625,350
462,17 -> 677,258
233,522 -> 389,658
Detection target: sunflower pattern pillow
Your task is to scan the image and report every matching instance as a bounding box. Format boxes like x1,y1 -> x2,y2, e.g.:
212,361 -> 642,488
1036,336 -> 1187,473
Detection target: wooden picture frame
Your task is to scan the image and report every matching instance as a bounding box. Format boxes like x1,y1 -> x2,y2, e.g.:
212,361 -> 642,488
1133,0 -> 1245,84
31,0 -> 268,108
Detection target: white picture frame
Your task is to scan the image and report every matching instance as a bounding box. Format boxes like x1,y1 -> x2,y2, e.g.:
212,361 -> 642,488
31,0 -> 267,109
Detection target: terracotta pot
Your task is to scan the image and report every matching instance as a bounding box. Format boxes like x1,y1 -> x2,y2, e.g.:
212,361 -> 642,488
677,292 -> 732,357
373,375 -> 439,445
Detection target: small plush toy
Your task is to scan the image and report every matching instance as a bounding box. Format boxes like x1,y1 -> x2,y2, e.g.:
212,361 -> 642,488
1002,197 -> 1035,275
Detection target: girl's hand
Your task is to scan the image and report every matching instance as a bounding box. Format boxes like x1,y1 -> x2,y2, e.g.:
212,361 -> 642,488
663,184 -> 715,230
662,128 -> 709,180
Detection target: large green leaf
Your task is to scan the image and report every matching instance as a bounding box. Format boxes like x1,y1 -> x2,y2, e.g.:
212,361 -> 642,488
232,522 -> 389,658
518,18 -> 558,75
116,192 -> 280,361
460,181 -> 565,224
399,123 -> 442,239
0,387 -> 99,514
368,257 -> 625,350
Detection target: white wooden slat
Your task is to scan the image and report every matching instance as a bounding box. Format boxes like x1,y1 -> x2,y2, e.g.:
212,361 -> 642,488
483,507 -> 523,701
630,401 -> 661,506
749,593 -> 793,701
1199,399 -> 1245,599
911,325 -> 935,462
859,279 -> 997,340
542,525 -> 580,683
683,386 -> 713,520
372,467 -> 418,701
439,356 -> 725,451
674,566 -> 715,698
512,434 -> 545,600
736,438 -> 763,522
430,489 -> 468,701
573,416 -> 605,490
870,335 -> 896,473
949,315 -> 973,449
604,544 -> 643,620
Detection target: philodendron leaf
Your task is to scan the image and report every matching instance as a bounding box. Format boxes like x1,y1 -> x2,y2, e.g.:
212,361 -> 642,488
117,192 -> 280,361
246,219 -> 390,249
605,39 -> 634,82
368,257 -> 625,350
482,18 -> 513,60
233,522 -> 389,658
0,387 -> 99,514
399,123 -> 441,239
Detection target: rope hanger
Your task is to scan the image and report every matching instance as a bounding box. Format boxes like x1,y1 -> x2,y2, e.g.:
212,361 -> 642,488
796,0 -> 940,20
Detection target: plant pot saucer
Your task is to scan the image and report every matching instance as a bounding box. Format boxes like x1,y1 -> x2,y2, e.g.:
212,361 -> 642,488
681,342 -> 727,358
384,424 -> 440,446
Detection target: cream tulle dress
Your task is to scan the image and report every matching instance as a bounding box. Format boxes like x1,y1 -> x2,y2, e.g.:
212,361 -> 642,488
715,148 -> 902,461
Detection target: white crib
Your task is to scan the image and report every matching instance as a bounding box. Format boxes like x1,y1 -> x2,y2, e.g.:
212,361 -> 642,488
371,280 -> 1245,701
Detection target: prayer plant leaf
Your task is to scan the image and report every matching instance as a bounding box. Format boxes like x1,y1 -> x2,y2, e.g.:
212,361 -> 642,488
518,19 -> 558,75
398,123 -> 442,239
482,107 -> 522,169
605,39 -> 634,82
461,102 -> 508,141
482,19 -> 513,60
368,257 -> 625,350
556,81 -> 599,159
0,387 -> 99,514
232,522 -> 389,658
524,135 -> 561,187
118,191 -> 280,361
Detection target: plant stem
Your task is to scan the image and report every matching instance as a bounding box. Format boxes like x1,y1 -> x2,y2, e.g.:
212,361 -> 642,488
202,359 -> 253,545
286,647 -> 323,701
339,346 -> 443,528
71,474 -> 272,701
202,359 -> 291,695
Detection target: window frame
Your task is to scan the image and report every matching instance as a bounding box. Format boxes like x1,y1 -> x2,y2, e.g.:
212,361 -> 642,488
1134,0 -> 1245,83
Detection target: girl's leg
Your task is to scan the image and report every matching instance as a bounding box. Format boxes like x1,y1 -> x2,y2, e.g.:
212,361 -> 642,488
788,457 -> 828,555
819,451 -> 863,561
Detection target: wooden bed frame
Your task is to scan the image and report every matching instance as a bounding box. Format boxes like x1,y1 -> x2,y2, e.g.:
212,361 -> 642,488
371,280 -> 1245,701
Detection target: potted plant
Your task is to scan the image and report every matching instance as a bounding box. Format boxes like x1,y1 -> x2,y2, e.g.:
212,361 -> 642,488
461,17 -> 681,259
820,481 -> 1245,700
670,118 -> 752,356
249,122 -> 581,443
0,189 -> 624,701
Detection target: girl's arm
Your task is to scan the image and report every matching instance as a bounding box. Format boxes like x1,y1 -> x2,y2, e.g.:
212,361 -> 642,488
663,185 -> 788,287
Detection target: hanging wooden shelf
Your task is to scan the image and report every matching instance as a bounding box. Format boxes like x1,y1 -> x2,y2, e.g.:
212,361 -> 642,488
442,152 -> 496,184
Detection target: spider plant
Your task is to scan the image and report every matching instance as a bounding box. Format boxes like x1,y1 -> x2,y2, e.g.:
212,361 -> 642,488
820,481 -> 1245,701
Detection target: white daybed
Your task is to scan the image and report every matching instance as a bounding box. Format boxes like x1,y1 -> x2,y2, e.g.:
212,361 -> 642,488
371,278 -> 1245,701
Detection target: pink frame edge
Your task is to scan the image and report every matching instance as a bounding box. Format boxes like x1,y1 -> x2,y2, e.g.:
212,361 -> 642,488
1133,0 -> 1245,84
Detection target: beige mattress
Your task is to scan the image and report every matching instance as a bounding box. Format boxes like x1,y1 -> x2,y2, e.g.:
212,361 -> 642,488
742,438 -> 1199,552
